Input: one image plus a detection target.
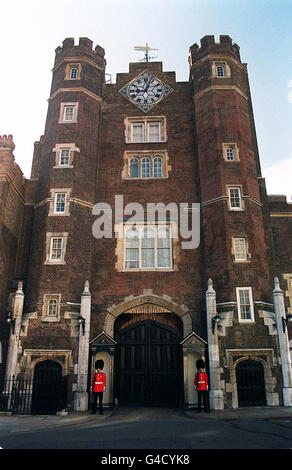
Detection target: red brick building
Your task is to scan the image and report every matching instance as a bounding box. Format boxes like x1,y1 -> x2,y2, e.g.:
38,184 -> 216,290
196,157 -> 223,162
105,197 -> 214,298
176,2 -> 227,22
1,35 -> 292,412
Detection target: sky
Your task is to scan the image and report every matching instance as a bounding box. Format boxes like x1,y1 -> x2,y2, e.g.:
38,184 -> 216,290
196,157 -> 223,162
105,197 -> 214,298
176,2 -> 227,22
0,0 -> 291,200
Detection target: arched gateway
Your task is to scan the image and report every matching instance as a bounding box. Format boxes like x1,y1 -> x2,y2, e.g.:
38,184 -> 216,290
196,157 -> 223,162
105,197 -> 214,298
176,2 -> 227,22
89,296 -> 205,408
114,305 -> 183,406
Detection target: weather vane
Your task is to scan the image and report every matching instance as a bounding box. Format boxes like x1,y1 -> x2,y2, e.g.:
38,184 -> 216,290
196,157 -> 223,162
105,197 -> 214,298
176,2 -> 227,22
134,42 -> 158,63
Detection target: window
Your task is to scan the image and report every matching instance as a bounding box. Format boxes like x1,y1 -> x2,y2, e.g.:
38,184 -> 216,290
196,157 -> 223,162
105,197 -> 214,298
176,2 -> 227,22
65,63 -> 81,81
216,65 -> 225,77
124,225 -> 173,270
48,298 -> 58,316
50,237 -> 63,260
59,102 -> 78,123
45,232 -> 68,265
60,149 -> 70,166
130,158 -> 139,178
153,157 -> 162,178
54,193 -> 66,213
124,152 -> 169,179
222,143 -> 239,162
42,294 -> 61,322
236,287 -> 254,322
228,186 -> 243,211
233,237 -> 248,261
70,67 -> 78,80
53,143 -> 80,168
212,61 -> 231,78
125,116 -> 166,143
141,157 -> 151,178
49,189 -> 71,216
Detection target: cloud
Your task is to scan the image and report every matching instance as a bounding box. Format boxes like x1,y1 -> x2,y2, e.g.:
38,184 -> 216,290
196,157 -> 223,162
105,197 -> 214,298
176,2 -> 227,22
262,158 -> 292,202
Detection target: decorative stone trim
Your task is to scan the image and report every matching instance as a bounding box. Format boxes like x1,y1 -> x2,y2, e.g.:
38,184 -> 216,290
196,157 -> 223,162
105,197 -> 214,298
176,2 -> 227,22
42,294 -> 62,322
258,310 -> 277,335
104,294 -> 192,338
283,274 -> 292,314
122,149 -> 171,180
48,188 -> 72,216
44,232 -> 68,265
21,349 -> 73,378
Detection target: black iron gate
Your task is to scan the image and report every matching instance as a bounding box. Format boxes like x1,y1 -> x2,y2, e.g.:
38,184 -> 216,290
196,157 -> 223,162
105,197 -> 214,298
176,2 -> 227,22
0,375 -> 33,414
115,320 -> 182,406
236,360 -> 266,407
31,360 -> 68,415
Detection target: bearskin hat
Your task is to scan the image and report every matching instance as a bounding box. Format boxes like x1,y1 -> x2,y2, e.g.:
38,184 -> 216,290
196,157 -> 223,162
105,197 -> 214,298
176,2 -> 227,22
196,358 -> 205,370
95,359 -> 104,370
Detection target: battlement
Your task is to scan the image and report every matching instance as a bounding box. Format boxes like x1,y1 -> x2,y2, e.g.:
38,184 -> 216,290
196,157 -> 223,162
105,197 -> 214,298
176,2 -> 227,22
189,35 -> 241,64
0,134 -> 15,151
54,37 -> 106,69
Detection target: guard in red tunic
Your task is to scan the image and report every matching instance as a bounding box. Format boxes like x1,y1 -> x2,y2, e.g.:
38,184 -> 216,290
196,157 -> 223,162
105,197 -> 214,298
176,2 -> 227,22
194,359 -> 210,413
90,360 -> 106,415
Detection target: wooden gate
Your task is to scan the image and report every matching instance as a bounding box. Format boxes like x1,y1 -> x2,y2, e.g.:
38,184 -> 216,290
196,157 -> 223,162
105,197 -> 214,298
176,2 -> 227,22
114,318 -> 182,406
236,360 -> 266,407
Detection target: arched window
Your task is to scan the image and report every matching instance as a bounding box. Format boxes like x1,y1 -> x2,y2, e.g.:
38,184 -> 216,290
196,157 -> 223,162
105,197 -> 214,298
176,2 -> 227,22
48,299 -> 58,317
157,227 -> 172,268
141,228 -> 155,267
70,67 -> 78,79
226,147 -> 234,160
141,157 -> 151,178
125,229 -> 139,268
130,158 -> 139,178
153,157 -> 162,178
216,65 -> 225,77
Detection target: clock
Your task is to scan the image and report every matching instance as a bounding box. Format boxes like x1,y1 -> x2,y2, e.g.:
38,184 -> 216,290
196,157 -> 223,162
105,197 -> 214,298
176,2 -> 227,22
119,70 -> 172,112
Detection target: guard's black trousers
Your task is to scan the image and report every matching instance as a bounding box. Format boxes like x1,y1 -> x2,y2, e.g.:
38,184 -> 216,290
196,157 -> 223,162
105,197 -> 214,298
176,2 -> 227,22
197,390 -> 209,412
93,392 -> 103,413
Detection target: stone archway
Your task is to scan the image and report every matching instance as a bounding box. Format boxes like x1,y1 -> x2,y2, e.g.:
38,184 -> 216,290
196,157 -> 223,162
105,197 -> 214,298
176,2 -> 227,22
103,294 -> 192,338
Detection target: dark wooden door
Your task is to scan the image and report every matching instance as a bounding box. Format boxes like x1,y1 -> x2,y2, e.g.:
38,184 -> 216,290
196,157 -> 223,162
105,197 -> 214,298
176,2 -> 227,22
236,360 -> 266,407
115,320 -> 182,406
31,360 -> 68,414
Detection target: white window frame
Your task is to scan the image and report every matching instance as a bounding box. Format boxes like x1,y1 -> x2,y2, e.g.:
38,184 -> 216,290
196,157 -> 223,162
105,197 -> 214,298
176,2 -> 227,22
125,116 -> 167,143
52,143 -> 80,168
65,63 -> 81,81
70,67 -> 79,80
233,237 -> 248,262
54,192 -> 67,214
222,143 -> 240,162
227,186 -> 244,211
236,287 -> 255,323
123,151 -> 169,180
123,224 -> 173,271
59,102 -> 79,124
212,61 -> 231,78
49,189 -> 71,216
42,294 -> 61,322
45,232 -> 68,265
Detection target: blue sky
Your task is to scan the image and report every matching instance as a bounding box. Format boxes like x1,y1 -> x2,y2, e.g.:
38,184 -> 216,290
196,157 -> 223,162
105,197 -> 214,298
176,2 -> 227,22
0,0 -> 291,198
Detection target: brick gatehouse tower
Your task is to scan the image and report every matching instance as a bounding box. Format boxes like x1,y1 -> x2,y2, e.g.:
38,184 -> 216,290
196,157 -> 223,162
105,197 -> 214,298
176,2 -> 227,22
0,35 -> 291,413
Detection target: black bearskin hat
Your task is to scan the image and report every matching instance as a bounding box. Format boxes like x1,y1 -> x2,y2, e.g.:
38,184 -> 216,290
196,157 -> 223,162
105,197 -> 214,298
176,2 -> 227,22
196,358 -> 205,370
95,359 -> 104,370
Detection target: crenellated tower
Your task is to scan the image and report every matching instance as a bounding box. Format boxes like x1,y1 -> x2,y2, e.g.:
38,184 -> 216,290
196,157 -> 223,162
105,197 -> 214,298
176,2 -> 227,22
189,35 -> 271,303
25,37 -> 106,341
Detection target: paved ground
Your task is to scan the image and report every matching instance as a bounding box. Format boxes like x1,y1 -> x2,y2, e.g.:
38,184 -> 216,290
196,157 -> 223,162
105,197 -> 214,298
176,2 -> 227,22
0,406 -> 292,450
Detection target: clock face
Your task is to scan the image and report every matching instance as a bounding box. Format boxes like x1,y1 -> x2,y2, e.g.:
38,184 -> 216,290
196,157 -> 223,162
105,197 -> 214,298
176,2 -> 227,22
119,70 -> 172,112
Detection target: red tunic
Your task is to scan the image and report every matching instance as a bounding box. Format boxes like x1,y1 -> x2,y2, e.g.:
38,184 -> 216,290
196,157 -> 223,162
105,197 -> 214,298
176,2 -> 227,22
91,372 -> 106,392
194,371 -> 208,391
